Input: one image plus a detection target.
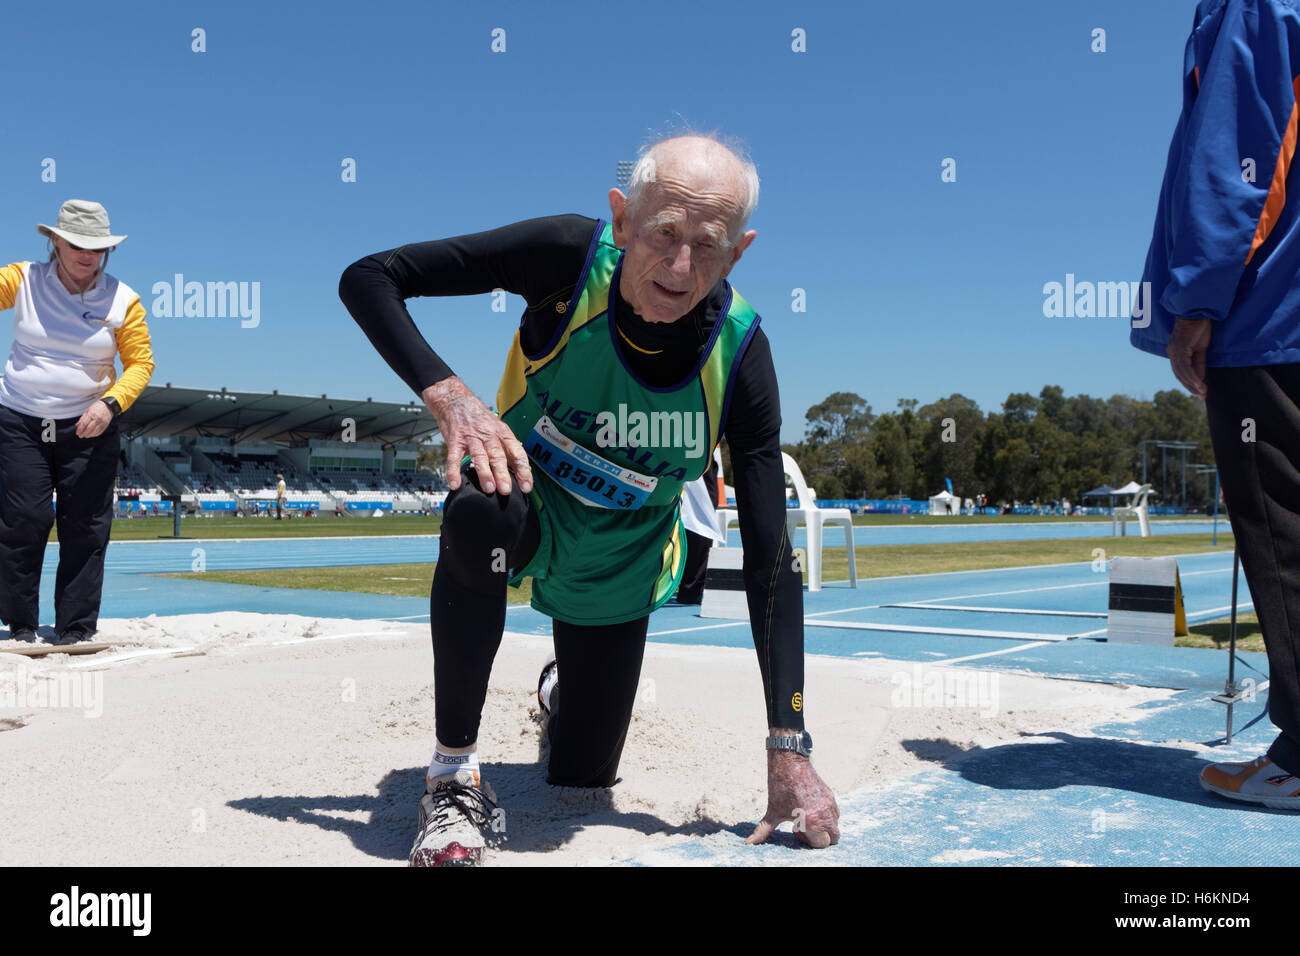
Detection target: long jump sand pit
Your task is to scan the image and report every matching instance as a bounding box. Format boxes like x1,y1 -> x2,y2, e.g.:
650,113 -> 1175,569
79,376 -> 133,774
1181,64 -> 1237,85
0,613 -> 1170,866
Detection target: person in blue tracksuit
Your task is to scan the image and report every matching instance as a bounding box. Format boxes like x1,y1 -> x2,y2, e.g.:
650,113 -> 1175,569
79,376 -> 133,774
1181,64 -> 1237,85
1134,0 -> 1300,810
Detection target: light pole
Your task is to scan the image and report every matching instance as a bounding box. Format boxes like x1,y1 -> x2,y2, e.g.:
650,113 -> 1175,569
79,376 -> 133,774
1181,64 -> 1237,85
1140,439 -> 1199,506
1188,464 -> 1216,513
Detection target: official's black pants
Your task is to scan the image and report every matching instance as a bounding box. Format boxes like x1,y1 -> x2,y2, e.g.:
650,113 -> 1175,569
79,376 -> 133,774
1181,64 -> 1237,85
1206,365 -> 1300,775
676,529 -> 714,604
0,403 -> 119,634
429,465 -> 648,787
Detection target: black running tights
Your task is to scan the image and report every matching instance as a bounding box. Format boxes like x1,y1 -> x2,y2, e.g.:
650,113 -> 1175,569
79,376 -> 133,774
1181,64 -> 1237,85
431,466 -> 648,786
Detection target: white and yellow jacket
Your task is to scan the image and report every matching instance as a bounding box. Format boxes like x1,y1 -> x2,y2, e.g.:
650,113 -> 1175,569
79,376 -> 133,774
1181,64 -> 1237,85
0,260 -> 154,419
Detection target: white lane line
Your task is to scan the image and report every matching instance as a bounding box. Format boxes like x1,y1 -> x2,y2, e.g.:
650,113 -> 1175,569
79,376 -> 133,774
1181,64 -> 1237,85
807,605 -> 886,618
886,579 -> 1108,606
1192,602 -> 1257,617
804,619 -> 1075,641
648,621 -> 750,637
886,602 -> 1105,618
936,641 -> 1053,665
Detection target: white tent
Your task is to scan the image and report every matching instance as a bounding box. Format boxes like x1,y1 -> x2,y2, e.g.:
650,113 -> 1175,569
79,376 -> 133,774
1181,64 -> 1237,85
928,490 -> 959,516
1114,480 -> 1144,496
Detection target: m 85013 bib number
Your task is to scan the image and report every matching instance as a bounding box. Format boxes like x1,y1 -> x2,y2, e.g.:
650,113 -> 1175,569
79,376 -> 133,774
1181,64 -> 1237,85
532,446 -> 636,508
526,415 -> 657,510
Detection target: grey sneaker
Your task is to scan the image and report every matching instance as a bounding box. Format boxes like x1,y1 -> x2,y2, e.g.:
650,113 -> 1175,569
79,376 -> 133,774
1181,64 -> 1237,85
54,628 -> 93,646
408,770 -> 501,867
7,623 -> 37,643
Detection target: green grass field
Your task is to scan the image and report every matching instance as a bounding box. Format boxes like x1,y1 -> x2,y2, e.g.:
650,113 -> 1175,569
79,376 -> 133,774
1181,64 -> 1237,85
816,532 -> 1232,579
96,510 -> 1219,543
1182,612 -> 1263,653
162,530 -> 1242,643
95,514 -> 441,542
162,562 -> 536,606
847,513 -> 1211,526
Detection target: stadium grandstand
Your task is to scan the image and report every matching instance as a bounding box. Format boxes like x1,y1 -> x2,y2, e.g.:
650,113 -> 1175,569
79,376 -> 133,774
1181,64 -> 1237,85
107,384 -> 445,517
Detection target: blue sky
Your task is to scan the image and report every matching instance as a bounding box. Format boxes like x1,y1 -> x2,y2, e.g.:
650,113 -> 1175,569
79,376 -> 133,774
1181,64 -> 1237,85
0,0 -> 1197,443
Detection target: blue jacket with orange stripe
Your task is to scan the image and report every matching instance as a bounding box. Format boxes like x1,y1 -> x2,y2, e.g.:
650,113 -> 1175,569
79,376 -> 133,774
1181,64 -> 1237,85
1132,0 -> 1300,366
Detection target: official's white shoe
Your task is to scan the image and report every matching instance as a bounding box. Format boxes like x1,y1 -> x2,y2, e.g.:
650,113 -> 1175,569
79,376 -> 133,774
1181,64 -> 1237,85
1200,755 -> 1300,810
408,769 -> 501,867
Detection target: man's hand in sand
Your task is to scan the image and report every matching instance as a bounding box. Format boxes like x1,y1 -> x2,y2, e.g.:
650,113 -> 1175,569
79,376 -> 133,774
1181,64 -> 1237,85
1166,317 -> 1212,398
422,376 -> 533,496
746,745 -> 840,848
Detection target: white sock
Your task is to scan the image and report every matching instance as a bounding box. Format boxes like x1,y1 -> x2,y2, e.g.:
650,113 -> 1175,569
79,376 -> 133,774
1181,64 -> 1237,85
429,747 -> 479,783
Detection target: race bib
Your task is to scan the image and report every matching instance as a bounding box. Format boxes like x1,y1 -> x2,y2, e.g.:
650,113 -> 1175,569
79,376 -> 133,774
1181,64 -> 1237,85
527,415 -> 658,510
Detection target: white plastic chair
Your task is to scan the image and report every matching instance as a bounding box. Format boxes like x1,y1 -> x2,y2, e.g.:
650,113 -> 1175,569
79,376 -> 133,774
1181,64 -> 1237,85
781,453 -> 856,590
1112,483 -> 1154,537
716,507 -> 740,543
714,456 -> 858,590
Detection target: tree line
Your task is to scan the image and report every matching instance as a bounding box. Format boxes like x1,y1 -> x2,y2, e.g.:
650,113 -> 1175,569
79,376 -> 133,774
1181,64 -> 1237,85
780,386 -> 1216,509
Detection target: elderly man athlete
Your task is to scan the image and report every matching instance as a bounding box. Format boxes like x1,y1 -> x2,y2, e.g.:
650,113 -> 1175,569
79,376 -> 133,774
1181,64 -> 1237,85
340,135 -> 839,866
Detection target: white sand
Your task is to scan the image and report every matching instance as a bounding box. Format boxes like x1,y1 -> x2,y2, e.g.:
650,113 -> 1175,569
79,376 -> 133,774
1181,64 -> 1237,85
0,613 -> 1170,866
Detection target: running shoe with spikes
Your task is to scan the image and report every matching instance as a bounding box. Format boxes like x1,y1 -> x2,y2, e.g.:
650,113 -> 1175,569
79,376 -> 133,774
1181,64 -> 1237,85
537,656 -> 558,721
408,769 -> 501,867
1200,755 -> 1300,810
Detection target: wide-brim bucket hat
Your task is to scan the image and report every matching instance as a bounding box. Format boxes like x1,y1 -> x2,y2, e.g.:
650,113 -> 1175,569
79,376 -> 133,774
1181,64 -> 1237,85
37,199 -> 127,250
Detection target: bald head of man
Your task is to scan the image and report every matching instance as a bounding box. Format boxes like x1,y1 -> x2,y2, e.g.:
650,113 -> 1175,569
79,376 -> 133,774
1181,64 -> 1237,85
608,135 -> 759,324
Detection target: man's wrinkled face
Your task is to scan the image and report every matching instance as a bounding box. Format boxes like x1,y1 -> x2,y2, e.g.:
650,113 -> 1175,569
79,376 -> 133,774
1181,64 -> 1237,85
611,170 -> 754,324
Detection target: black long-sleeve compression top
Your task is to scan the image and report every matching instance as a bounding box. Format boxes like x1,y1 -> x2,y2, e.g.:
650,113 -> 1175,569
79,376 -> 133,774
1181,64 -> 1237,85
339,214 -> 805,730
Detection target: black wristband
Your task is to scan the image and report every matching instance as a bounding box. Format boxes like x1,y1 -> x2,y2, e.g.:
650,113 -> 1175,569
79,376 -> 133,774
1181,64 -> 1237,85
100,397 -> 121,417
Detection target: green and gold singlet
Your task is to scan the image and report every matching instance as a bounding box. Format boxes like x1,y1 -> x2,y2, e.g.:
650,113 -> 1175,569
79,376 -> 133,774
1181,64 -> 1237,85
496,222 -> 759,625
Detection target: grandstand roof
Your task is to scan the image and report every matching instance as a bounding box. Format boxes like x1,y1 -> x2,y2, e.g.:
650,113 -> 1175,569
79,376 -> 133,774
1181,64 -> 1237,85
118,384 -> 439,444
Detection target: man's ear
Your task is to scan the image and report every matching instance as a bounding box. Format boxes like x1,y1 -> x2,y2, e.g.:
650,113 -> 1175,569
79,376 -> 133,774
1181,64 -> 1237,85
721,229 -> 757,278
609,188 -> 630,248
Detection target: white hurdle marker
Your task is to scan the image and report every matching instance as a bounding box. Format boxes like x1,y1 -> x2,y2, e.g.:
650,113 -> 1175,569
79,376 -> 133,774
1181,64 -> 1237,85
1107,556 -> 1188,645
700,546 -> 748,619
